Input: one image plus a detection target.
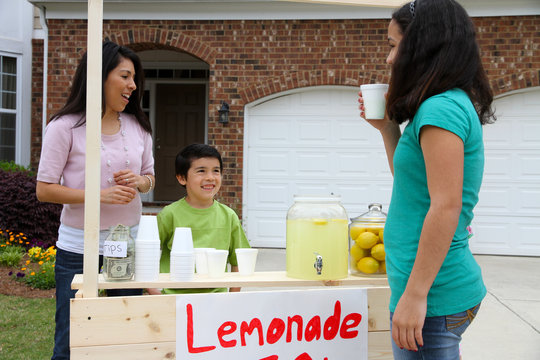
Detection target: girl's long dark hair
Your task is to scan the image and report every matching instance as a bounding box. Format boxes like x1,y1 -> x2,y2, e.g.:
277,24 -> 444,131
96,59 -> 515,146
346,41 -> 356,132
387,0 -> 495,125
51,41 -> 151,133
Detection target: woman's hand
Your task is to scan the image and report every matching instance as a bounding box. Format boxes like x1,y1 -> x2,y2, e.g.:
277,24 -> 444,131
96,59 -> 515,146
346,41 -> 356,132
113,169 -> 143,189
358,90 -> 393,131
100,185 -> 137,204
392,292 -> 427,351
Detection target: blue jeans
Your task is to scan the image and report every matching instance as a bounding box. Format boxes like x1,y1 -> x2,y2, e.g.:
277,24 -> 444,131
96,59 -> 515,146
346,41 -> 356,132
52,248 -> 142,360
390,303 -> 480,360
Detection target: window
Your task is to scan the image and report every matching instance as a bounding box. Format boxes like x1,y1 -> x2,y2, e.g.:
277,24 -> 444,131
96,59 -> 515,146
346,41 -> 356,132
0,55 -> 17,161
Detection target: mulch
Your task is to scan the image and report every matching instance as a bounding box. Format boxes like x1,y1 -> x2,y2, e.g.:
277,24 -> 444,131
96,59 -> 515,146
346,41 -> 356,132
0,265 -> 55,298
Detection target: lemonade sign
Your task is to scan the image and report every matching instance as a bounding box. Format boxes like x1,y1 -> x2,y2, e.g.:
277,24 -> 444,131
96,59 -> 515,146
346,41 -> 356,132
176,288 -> 368,359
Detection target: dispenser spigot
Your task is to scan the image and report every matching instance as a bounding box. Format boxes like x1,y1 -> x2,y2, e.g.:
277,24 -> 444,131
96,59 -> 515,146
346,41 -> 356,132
314,253 -> 323,275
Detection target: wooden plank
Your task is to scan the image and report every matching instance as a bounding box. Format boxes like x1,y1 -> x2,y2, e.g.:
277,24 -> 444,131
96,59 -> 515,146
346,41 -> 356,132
71,271 -> 388,290
279,0 -> 405,8
82,0 -> 103,299
71,341 -> 176,360
70,288 -> 390,348
71,334 -> 392,360
368,331 -> 394,360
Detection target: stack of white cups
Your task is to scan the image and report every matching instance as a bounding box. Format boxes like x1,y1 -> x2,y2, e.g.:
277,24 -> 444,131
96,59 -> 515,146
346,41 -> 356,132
135,215 -> 161,282
170,227 -> 195,281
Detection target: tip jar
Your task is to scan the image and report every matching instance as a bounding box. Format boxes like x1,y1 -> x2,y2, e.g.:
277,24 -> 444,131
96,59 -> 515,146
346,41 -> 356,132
349,203 -> 386,276
286,195 -> 349,280
103,224 -> 135,281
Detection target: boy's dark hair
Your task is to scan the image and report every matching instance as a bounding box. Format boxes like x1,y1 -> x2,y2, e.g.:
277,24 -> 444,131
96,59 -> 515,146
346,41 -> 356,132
386,0 -> 495,125
51,41 -> 151,134
175,144 -> 223,180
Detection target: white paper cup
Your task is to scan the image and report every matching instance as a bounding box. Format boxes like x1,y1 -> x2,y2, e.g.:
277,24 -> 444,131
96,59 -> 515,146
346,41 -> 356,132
235,248 -> 258,275
171,227 -> 194,253
206,249 -> 229,278
360,84 -> 389,119
136,215 -> 160,241
194,248 -> 215,274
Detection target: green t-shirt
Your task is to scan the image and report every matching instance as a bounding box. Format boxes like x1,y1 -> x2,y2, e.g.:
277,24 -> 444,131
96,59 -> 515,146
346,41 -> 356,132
157,198 -> 250,294
385,89 -> 487,316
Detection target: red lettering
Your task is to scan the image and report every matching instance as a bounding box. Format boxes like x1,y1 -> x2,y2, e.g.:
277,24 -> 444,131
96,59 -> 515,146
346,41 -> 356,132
286,315 -> 303,342
323,300 -> 341,340
295,353 -> 313,360
217,321 -> 237,348
266,318 -> 286,344
340,313 -> 363,339
260,356 -> 279,360
305,316 -> 321,342
240,318 -> 264,346
186,304 -> 216,353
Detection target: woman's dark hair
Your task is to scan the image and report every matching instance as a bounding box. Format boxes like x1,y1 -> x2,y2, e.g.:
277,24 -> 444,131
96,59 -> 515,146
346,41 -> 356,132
50,41 -> 151,133
387,0 -> 495,125
175,144 -> 223,187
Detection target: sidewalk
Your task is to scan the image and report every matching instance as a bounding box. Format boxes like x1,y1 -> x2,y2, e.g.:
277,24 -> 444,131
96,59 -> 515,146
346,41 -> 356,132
252,249 -> 540,359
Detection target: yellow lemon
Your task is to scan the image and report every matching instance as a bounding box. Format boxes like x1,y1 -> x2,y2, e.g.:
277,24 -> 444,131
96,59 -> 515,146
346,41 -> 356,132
350,226 -> 365,240
371,243 -> 385,261
350,244 -> 368,261
313,219 -> 328,225
378,229 -> 384,243
367,227 -> 382,235
356,231 -> 379,249
357,257 -> 380,274
380,261 -> 386,274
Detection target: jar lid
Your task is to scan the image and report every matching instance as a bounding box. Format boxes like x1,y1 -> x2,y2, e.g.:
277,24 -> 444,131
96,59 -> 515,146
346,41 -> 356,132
293,194 -> 342,203
350,203 -> 387,223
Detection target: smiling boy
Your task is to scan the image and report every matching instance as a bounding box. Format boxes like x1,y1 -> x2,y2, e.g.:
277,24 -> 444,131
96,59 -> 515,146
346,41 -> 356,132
151,144 -> 250,294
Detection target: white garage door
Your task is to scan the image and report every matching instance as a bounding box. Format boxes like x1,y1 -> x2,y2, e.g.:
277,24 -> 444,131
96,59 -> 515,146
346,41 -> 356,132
244,86 -> 393,248
470,87 -> 540,256
244,86 -> 540,256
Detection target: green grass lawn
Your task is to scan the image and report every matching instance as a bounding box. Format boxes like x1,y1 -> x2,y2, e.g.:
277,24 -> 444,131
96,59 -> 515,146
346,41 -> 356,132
0,294 -> 55,360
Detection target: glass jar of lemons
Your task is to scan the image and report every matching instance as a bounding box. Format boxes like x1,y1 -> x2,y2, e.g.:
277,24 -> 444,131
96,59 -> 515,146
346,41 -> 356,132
286,195 -> 349,280
349,203 -> 386,276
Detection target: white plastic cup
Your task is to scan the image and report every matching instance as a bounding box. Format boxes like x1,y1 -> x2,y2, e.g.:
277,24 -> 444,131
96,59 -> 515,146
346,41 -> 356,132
136,215 -> 160,241
235,248 -> 258,276
206,249 -> 229,278
171,227 -> 194,253
360,84 -> 389,119
194,248 -> 215,274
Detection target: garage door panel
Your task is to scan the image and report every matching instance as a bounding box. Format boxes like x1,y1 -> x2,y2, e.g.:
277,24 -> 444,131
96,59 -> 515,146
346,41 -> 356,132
246,211 -> 286,247
249,151 -> 290,175
253,117 -> 291,144
471,215 -> 540,256
248,182 -> 290,209
295,151 -> 332,175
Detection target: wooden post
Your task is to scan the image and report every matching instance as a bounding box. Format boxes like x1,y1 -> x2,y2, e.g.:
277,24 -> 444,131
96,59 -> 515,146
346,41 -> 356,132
82,0 -> 103,299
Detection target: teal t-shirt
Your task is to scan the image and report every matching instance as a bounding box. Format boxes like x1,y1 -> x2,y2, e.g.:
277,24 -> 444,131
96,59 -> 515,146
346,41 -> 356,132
385,89 -> 487,316
157,198 -> 250,294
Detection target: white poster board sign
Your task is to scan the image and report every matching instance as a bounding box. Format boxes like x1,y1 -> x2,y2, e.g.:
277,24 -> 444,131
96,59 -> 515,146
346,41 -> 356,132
176,288 -> 368,359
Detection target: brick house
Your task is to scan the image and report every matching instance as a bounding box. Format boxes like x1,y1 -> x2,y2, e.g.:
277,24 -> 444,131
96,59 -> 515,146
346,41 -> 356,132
18,0 -> 540,254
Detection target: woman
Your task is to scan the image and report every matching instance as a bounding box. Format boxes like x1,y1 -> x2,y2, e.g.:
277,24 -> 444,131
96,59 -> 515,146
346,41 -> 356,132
36,41 -> 155,360
359,1 -> 495,358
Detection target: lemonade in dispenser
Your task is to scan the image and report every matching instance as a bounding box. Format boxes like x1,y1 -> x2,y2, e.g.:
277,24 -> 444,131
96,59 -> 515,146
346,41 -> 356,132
349,203 -> 387,275
286,195 -> 349,280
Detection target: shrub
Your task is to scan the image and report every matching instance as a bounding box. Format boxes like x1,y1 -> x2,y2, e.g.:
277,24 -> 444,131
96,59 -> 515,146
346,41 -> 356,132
0,162 -> 62,250
0,245 -> 25,267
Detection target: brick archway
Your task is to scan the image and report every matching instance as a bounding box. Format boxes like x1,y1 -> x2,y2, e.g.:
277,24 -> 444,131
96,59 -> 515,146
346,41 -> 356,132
240,70 -> 390,104
104,29 -> 216,64
490,70 -> 540,96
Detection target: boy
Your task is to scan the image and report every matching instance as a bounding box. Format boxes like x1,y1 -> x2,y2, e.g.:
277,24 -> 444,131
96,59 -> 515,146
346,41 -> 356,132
148,144 -> 250,295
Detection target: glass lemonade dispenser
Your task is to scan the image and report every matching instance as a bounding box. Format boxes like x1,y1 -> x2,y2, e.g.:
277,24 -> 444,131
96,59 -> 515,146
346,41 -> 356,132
286,195 -> 349,280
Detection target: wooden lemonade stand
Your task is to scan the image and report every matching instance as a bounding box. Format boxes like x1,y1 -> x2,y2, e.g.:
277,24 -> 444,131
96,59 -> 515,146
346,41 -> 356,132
73,1 -> 396,358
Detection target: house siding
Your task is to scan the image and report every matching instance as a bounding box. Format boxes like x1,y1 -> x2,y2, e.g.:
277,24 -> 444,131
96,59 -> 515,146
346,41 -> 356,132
30,16 -> 540,213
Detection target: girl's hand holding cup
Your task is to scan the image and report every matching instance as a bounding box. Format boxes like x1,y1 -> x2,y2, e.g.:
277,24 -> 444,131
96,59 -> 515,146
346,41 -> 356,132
358,84 -> 392,131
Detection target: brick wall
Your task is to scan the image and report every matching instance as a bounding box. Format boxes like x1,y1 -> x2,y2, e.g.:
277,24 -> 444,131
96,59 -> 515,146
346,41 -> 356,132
31,16 -> 540,212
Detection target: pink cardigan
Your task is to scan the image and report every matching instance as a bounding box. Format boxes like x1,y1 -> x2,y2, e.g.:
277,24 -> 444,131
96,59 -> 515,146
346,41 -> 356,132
37,112 -> 154,230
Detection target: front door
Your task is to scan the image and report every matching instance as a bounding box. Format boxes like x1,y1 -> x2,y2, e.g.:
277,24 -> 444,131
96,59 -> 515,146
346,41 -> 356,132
153,83 -> 206,201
